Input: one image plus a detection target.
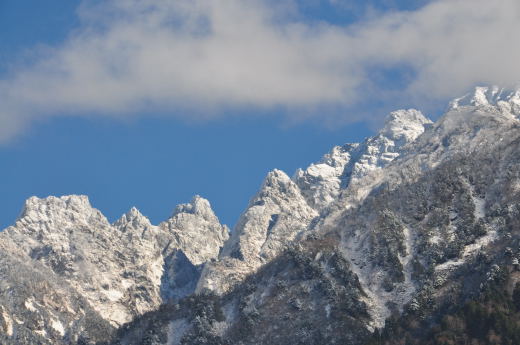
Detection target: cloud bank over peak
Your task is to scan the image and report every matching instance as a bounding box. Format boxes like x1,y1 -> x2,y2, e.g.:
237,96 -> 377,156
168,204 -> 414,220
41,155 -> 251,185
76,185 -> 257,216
1,0 -> 520,142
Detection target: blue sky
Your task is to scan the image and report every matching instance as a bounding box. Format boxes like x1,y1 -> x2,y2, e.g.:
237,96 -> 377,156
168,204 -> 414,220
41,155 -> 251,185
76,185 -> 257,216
1,0 -> 519,228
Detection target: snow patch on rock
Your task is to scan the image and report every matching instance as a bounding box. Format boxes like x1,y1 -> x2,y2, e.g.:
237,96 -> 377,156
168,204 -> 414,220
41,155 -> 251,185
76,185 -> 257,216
50,318 -> 65,337
0,306 -> 13,337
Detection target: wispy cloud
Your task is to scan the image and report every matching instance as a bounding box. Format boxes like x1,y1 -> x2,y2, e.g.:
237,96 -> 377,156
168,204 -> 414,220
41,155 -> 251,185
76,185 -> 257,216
1,0 -> 520,142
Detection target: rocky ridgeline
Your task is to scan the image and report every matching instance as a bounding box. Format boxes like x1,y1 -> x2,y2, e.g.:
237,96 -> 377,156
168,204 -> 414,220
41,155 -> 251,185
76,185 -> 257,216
0,195 -> 228,344
1,86 -> 520,345
197,108 -> 432,295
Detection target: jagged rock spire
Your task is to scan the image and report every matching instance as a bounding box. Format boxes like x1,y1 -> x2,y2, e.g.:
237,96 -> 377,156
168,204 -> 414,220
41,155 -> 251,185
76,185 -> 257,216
113,206 -> 153,234
160,195 -> 229,265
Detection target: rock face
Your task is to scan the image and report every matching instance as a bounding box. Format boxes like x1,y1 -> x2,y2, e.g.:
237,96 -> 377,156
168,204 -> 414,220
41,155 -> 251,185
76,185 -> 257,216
2,85 -> 520,345
0,195 -> 227,344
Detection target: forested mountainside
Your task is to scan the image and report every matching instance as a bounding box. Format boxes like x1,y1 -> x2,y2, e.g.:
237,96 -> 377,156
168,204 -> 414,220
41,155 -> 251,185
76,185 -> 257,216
1,86 -> 520,344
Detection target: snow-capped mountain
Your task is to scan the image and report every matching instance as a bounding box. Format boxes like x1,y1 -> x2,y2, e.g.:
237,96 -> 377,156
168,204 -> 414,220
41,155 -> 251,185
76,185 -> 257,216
2,86 -> 520,345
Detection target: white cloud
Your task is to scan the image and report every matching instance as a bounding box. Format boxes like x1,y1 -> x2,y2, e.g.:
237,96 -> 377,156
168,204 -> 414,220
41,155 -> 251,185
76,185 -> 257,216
1,0 -> 520,142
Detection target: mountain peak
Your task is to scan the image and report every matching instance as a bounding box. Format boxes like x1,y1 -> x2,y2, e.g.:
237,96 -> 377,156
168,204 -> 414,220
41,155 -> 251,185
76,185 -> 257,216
24,194 -> 91,208
160,196 -> 229,265
380,109 -> 432,144
113,206 -> 152,231
263,169 -> 291,185
18,194 -> 97,221
252,169 -> 303,207
448,86 -> 520,115
171,195 -> 218,222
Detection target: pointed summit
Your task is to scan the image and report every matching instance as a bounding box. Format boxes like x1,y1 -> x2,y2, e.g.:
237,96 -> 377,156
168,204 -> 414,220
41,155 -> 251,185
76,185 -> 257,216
113,207 -> 152,233
160,196 -> 229,265
256,169 -> 294,200
199,165 -> 317,294
127,206 -> 141,217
